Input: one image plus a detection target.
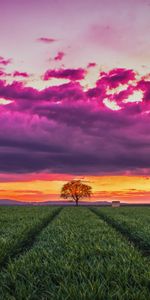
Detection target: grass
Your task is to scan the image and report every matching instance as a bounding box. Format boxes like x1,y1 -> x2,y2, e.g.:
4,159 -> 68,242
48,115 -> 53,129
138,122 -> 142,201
0,206 -> 61,266
0,207 -> 149,300
91,206 -> 150,255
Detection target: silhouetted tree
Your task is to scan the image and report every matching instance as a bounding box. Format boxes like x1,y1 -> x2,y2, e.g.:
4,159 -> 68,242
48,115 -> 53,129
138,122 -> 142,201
61,180 -> 92,206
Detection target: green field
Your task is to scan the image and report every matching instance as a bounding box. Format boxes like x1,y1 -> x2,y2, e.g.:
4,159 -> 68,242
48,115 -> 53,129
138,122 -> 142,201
0,206 -> 149,299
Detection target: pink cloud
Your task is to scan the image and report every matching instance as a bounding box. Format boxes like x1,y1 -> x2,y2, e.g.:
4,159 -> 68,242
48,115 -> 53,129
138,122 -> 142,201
0,80 -> 86,106
54,51 -> 65,61
13,71 -> 29,78
0,56 -> 12,66
0,68 -> 148,108
112,86 -> 135,103
37,37 -> 57,43
87,62 -> 97,68
0,70 -> 5,76
137,80 -> 150,103
97,68 -> 136,89
43,68 -> 86,81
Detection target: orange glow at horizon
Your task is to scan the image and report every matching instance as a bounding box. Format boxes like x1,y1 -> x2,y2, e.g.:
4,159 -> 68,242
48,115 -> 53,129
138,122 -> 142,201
0,175 -> 149,203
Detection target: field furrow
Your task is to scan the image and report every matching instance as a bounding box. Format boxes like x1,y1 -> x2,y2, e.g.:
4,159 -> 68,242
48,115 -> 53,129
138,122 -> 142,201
91,207 -> 150,255
0,207 -> 149,300
0,206 -> 61,267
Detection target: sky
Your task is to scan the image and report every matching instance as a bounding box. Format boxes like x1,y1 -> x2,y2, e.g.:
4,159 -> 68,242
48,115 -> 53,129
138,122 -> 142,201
0,0 -> 150,203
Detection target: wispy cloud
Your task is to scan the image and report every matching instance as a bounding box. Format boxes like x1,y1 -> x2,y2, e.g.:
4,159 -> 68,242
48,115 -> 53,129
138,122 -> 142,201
87,62 -> 97,68
37,37 -> 57,43
54,51 -> 65,61
0,56 -> 12,66
13,71 -> 29,78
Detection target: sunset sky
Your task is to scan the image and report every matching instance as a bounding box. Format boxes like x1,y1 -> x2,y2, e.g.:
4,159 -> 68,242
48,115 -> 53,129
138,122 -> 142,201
0,0 -> 150,203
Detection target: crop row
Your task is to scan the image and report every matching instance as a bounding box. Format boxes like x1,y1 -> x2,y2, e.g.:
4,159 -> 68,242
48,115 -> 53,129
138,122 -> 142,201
99,207 -> 150,224
0,206 -> 61,266
91,207 -> 150,255
99,207 -> 150,222
0,207 -> 149,300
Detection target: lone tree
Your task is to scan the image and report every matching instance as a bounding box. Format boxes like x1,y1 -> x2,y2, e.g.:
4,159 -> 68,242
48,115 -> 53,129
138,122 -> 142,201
61,180 -> 92,206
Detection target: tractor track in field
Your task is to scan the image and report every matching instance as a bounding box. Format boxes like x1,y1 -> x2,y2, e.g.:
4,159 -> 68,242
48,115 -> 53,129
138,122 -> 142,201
0,207 -> 63,270
89,207 -> 150,257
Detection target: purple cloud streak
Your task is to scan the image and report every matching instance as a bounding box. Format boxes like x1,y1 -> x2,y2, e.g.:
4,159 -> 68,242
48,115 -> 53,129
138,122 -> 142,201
37,37 -> 57,43
43,68 -> 86,81
13,71 -> 29,78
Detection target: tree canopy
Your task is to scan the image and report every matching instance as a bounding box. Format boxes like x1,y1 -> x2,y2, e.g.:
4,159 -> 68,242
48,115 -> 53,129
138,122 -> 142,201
61,180 -> 92,206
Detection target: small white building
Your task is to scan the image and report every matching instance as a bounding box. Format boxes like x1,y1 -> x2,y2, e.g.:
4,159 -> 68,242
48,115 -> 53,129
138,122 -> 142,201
112,200 -> 120,208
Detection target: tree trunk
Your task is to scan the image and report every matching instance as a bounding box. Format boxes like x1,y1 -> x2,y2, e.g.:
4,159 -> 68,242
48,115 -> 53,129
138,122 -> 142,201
76,198 -> 79,206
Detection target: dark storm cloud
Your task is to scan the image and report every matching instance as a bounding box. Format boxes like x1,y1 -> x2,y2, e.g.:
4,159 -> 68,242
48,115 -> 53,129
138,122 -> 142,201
0,67 -> 149,175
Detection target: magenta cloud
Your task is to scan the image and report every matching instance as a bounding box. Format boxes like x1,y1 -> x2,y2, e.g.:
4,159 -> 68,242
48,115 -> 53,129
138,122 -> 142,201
0,56 -> 12,66
43,68 -> 86,81
87,62 -> 97,68
0,67 -> 149,175
0,70 -> 5,77
37,37 -> 57,43
97,68 -> 136,89
13,71 -> 29,78
54,51 -> 65,61
137,80 -> 150,103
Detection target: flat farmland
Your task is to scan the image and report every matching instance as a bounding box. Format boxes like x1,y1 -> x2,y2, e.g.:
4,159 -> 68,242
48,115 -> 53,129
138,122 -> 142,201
0,206 -> 61,265
0,206 -> 149,299
92,206 -> 150,255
